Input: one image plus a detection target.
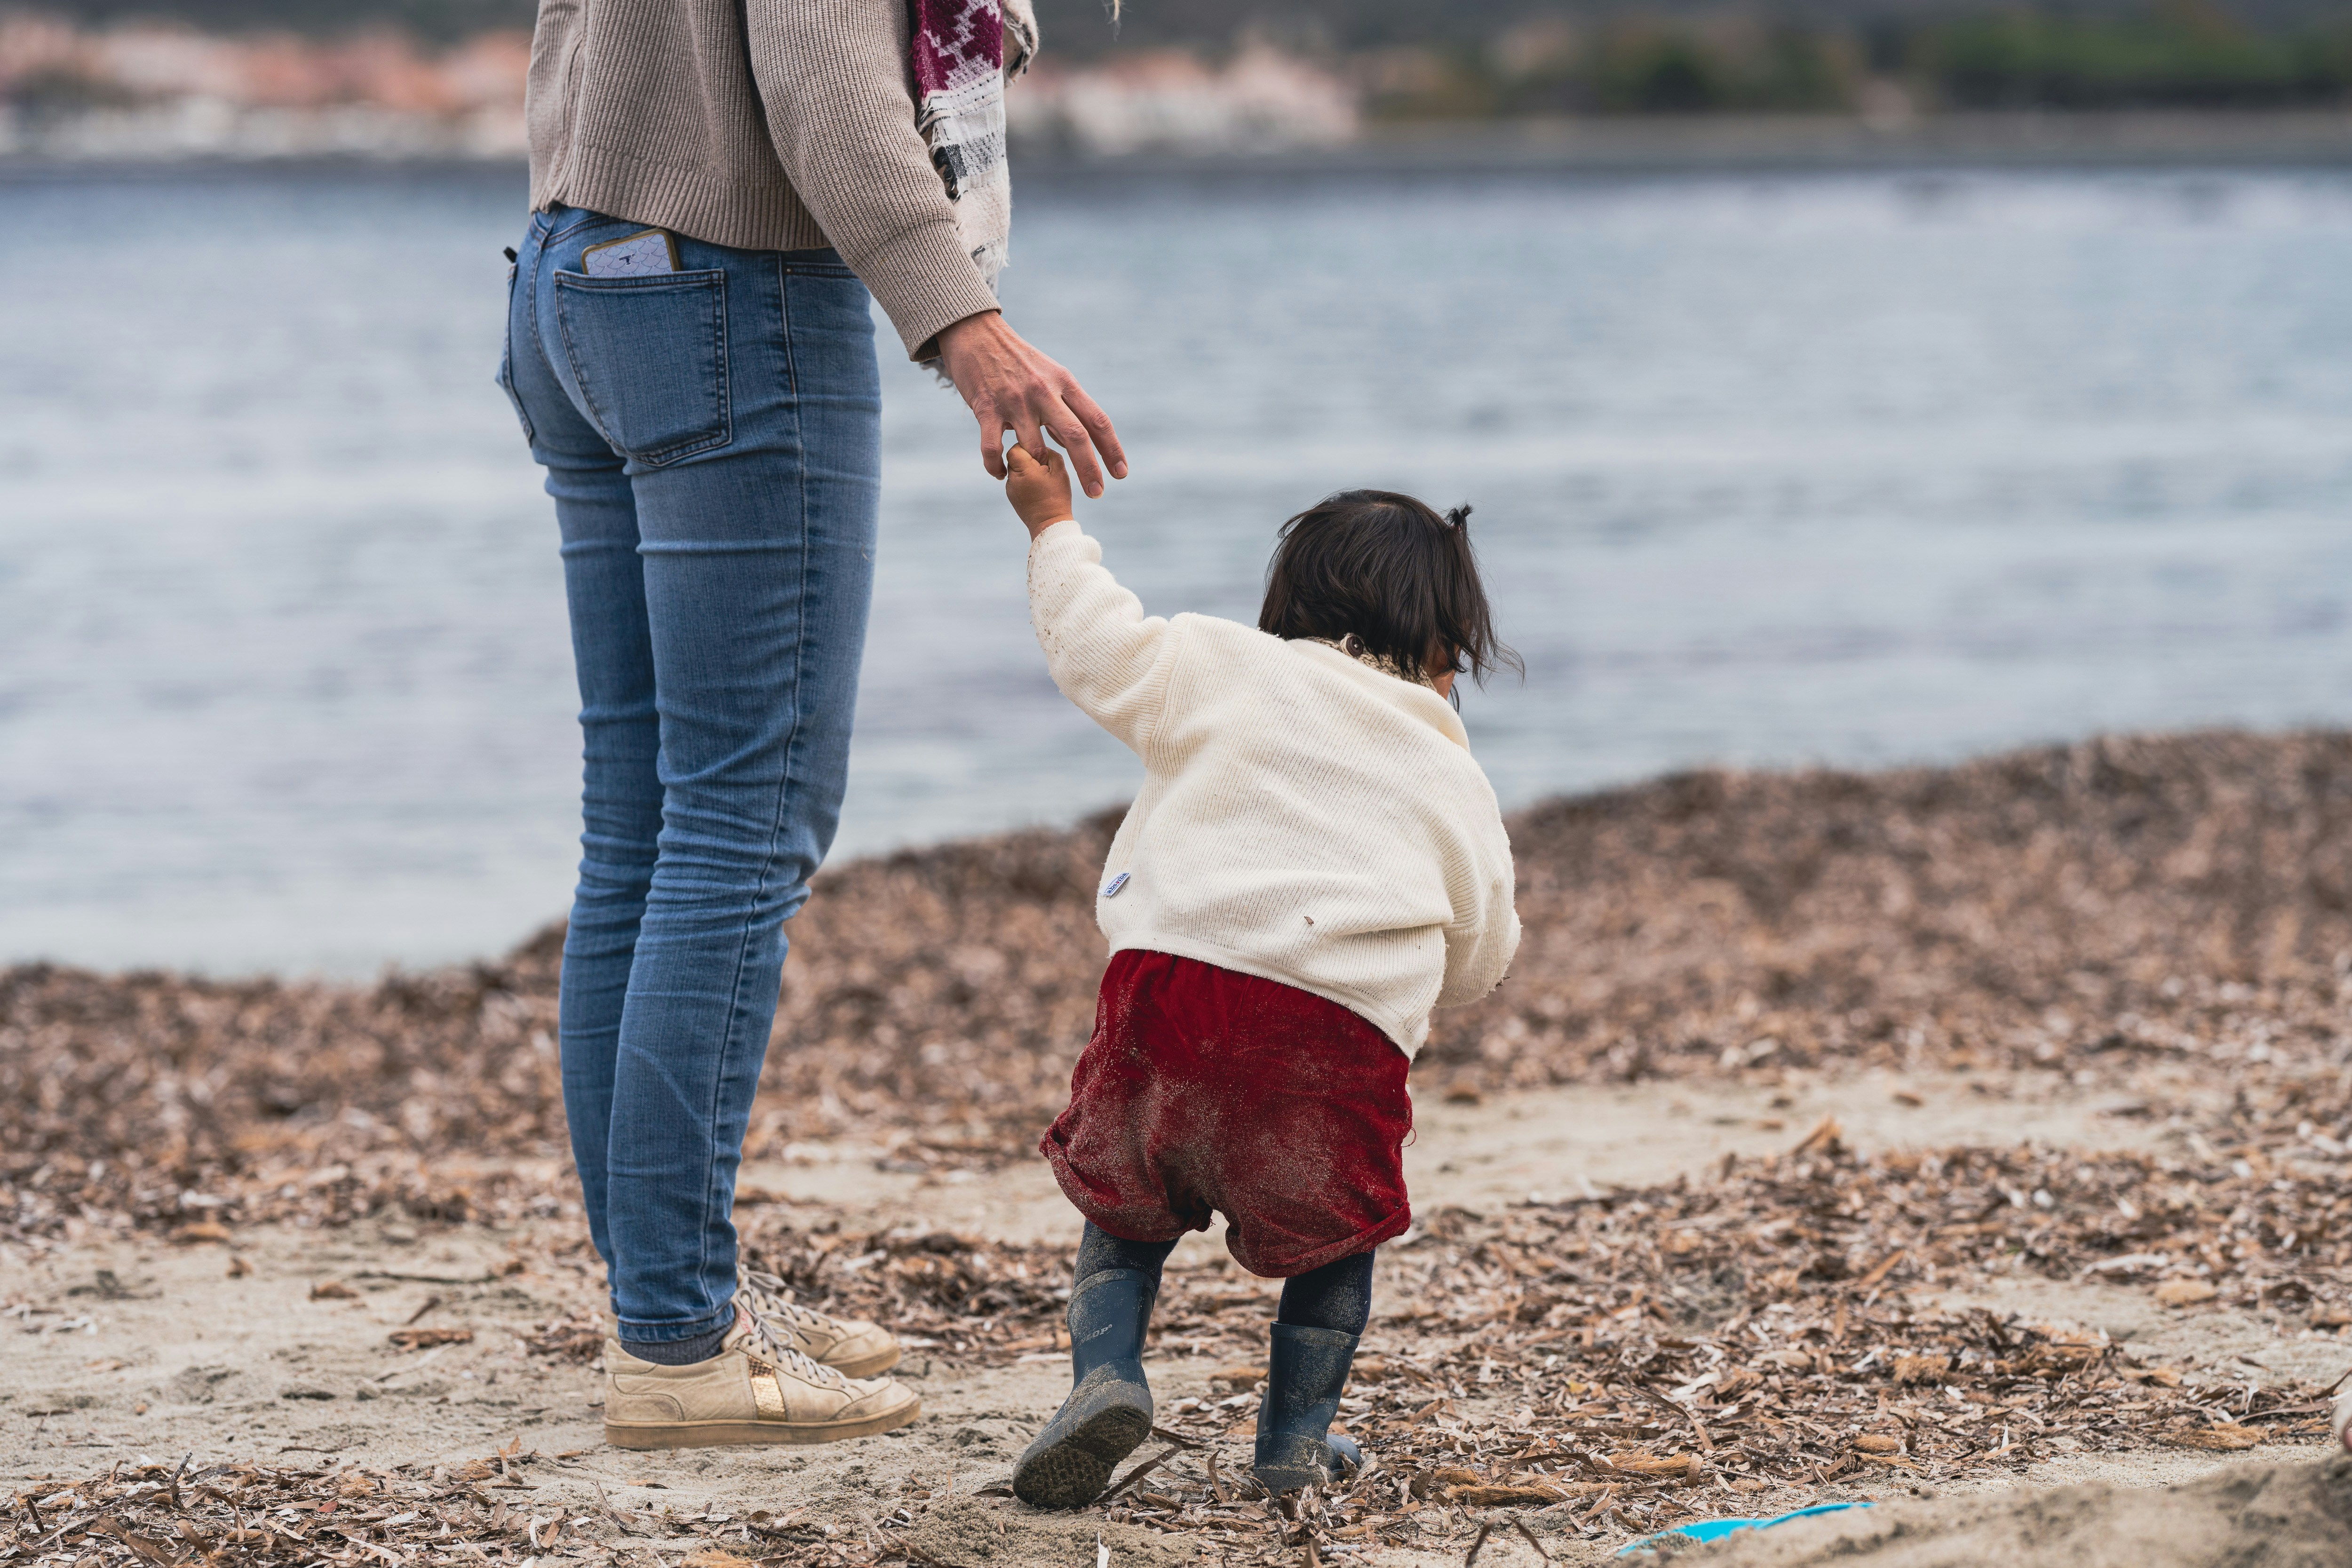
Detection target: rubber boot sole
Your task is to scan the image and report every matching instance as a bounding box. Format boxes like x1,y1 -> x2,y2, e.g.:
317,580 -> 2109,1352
1254,1432 -> 1359,1495
604,1398 -> 919,1449
1254,1456 -> 1328,1494
1012,1395 -> 1152,1509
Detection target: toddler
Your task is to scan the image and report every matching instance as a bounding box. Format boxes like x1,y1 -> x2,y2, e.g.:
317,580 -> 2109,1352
1002,446 -> 1520,1506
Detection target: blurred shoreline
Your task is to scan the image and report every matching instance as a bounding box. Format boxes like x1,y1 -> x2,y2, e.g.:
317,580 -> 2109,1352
5,110 -> 2352,178
1311,109 -> 2352,171
1007,110 -> 2352,183
5,8 -> 2351,171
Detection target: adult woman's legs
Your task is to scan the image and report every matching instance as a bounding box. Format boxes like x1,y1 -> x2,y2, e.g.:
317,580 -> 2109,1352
502,209 -> 659,1283
604,247 -> 880,1352
508,208 -> 881,1355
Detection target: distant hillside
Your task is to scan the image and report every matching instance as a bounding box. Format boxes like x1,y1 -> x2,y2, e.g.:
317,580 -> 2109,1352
26,0 -> 2352,48
15,0 -> 2352,113
1029,0 -> 2352,115
1032,0 -> 2352,58
26,0 -> 531,41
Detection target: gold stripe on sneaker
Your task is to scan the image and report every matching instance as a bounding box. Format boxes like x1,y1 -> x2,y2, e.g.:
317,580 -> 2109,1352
747,1358 -> 787,1420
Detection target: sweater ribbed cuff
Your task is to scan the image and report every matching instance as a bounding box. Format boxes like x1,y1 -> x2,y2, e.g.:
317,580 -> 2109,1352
850,221 -> 1004,361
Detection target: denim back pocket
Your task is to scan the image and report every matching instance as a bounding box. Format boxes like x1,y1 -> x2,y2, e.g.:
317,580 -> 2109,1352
553,269 -> 731,467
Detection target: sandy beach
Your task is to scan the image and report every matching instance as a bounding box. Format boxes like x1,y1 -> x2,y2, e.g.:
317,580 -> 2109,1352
9,730 -> 2352,1564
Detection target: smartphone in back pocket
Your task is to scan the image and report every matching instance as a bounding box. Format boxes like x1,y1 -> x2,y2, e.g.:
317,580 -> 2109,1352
580,230 -> 680,278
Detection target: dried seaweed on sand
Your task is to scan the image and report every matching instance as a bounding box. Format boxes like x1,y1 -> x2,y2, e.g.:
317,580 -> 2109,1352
644,1114 -> 2344,1553
14,731 -> 2352,1244
14,732 -> 2352,1561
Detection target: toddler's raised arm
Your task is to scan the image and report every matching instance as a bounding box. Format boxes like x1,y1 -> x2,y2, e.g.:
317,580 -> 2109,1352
1010,446 -> 1182,758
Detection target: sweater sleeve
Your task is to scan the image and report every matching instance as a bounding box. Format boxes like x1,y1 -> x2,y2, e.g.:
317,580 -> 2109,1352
744,0 -> 1004,359
1027,521 -> 1182,758
1436,820 -> 1521,1008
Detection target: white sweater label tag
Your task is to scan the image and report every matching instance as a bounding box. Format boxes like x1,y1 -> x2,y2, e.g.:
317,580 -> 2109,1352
1100,871 -> 1130,899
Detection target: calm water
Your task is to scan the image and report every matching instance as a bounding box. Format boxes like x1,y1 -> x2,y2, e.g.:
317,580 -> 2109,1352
5,162 -> 2351,975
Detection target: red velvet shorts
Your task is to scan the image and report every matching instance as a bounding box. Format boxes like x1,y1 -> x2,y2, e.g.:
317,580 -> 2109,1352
1040,948 -> 1414,1278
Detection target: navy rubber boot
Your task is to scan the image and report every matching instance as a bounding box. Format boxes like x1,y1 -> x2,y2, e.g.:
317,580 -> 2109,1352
1253,1322 -> 1363,1494
1012,1267 -> 1157,1508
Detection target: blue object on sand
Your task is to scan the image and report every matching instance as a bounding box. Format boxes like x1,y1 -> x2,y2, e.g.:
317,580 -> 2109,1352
1613,1501 -> 1874,1555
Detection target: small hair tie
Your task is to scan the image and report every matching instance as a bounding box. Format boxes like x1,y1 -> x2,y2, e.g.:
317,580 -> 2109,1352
1446,504 -> 1472,530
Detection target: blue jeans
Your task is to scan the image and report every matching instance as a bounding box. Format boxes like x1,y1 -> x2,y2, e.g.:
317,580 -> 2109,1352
500,205 -> 881,1346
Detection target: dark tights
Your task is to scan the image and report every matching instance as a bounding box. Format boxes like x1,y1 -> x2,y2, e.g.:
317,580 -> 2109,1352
1073,1222 -> 1375,1337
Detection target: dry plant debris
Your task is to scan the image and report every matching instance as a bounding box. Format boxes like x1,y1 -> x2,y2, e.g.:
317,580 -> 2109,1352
573,1114 -> 2337,1555
13,732 -> 2352,1561
2,1443 -> 934,1568
13,730 -> 2352,1248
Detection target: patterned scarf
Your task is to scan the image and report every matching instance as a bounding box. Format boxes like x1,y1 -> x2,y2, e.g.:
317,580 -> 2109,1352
1308,635 -> 1439,690
909,0 -> 1037,292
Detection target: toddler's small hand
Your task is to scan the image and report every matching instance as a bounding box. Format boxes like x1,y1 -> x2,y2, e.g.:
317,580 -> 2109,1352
1006,443 -> 1075,537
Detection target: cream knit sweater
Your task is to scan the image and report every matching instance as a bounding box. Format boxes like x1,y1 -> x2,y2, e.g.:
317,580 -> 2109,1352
1028,520 -> 1521,1057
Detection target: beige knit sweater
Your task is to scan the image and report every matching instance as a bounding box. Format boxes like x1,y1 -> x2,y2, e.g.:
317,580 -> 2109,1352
1028,520 -> 1521,1057
524,0 -> 1006,360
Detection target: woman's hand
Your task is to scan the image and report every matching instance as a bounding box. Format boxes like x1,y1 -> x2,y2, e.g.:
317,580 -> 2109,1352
1005,445 -> 1075,537
936,310 -> 1128,498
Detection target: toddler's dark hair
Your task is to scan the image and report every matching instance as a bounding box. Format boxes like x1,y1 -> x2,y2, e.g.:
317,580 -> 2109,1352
1259,491 -> 1520,689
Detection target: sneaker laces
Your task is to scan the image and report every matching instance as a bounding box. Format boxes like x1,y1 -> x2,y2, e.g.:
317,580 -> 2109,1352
741,1267 -> 847,1335
739,1305 -> 851,1389
736,1269 -> 851,1387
